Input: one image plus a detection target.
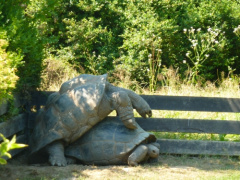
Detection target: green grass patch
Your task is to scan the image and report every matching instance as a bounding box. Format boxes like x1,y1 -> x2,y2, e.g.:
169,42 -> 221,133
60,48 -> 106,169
153,132 -> 240,142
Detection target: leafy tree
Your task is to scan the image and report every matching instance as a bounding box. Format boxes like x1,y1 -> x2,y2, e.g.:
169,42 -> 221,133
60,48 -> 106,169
2,0 -> 240,93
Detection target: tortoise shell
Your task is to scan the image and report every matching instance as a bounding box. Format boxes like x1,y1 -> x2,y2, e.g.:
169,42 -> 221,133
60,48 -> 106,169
65,117 -> 156,165
29,74 -> 108,156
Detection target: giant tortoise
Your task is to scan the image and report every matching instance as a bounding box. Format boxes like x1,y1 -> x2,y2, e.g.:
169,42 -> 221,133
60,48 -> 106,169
65,117 -> 160,166
28,74 -> 152,166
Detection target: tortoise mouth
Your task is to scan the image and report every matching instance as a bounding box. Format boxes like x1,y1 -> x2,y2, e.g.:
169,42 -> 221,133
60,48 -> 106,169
150,151 -> 159,158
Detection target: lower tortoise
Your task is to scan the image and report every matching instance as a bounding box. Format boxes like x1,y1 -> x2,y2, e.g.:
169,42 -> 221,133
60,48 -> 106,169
65,117 -> 160,166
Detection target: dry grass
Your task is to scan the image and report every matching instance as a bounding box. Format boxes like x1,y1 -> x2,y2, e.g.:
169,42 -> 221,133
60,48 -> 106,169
39,63 -> 240,99
38,58 -> 79,91
2,155 -> 240,180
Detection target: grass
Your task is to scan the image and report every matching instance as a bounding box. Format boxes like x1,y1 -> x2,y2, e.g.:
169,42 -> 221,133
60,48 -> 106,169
2,155 -> 240,180
29,67 -> 240,179
149,109 -> 240,142
139,73 -> 240,142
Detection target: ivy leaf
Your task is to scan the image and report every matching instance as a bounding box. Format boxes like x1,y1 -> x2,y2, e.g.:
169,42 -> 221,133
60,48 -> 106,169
0,142 -> 8,155
2,152 -> 11,159
10,143 -> 28,149
0,158 -> 7,165
7,135 -> 16,150
0,134 -> 7,142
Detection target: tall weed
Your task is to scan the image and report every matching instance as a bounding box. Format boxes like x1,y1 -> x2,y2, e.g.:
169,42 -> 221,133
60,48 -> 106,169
39,57 -> 78,91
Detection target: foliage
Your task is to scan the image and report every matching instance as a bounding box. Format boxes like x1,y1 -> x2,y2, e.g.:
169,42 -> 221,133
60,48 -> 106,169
184,27 -> 227,83
62,17 -> 114,74
118,1 -> 167,89
1,0 -> 240,93
234,25 -> 240,39
0,0 -> 44,92
0,38 -> 23,102
0,134 -> 28,165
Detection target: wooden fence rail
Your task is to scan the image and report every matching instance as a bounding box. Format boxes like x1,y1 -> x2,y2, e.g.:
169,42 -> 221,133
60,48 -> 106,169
1,91 -> 240,159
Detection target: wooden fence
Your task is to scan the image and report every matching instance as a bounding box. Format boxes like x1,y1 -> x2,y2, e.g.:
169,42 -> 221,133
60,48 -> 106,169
1,91 -> 240,159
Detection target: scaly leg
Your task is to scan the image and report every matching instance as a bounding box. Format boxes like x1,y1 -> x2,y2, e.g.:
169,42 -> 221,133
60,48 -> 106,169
110,91 -> 137,129
107,83 -> 152,118
47,141 -> 67,166
128,145 -> 148,166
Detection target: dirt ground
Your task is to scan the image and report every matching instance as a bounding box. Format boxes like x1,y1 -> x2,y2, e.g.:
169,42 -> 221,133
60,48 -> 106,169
1,154 -> 240,180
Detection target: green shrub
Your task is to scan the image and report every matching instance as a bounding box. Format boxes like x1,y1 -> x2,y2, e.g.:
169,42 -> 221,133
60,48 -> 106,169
2,0 -> 240,91
166,0 -> 240,81
0,38 -> 23,102
117,1 -> 174,88
0,0 -> 45,91
62,17 -> 115,74
113,0 -> 240,86
183,27 -> 227,83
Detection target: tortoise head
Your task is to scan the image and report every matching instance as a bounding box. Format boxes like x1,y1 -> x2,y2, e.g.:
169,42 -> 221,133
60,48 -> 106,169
147,143 -> 160,158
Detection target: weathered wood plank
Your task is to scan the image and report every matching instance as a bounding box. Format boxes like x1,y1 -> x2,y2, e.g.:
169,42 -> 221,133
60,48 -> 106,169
0,94 -> 25,116
27,114 -> 240,135
141,95 -> 240,112
157,139 -> 240,156
29,92 -> 240,113
28,91 -> 54,110
0,100 -> 8,116
28,115 -> 240,135
136,118 -> 240,134
29,92 -> 240,112
27,112 -> 38,129
0,114 -> 27,140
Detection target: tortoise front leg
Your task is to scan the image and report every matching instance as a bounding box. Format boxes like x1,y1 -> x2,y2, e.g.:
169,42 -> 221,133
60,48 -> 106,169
107,83 -> 152,118
128,143 -> 159,166
47,141 -> 67,166
128,145 -> 148,166
110,91 -> 137,129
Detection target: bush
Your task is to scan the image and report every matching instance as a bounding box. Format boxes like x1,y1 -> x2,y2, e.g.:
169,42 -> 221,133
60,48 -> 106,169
2,0 -> 240,91
0,38 -> 23,102
1,0 -> 44,91
118,1 -> 163,87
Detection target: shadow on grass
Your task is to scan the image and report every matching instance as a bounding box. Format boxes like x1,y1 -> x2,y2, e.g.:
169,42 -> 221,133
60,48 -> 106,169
1,154 -> 240,180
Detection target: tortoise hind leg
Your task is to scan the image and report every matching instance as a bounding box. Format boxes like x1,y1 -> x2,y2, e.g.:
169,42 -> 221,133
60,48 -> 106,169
128,145 -> 148,166
47,141 -> 67,166
66,157 -> 76,164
